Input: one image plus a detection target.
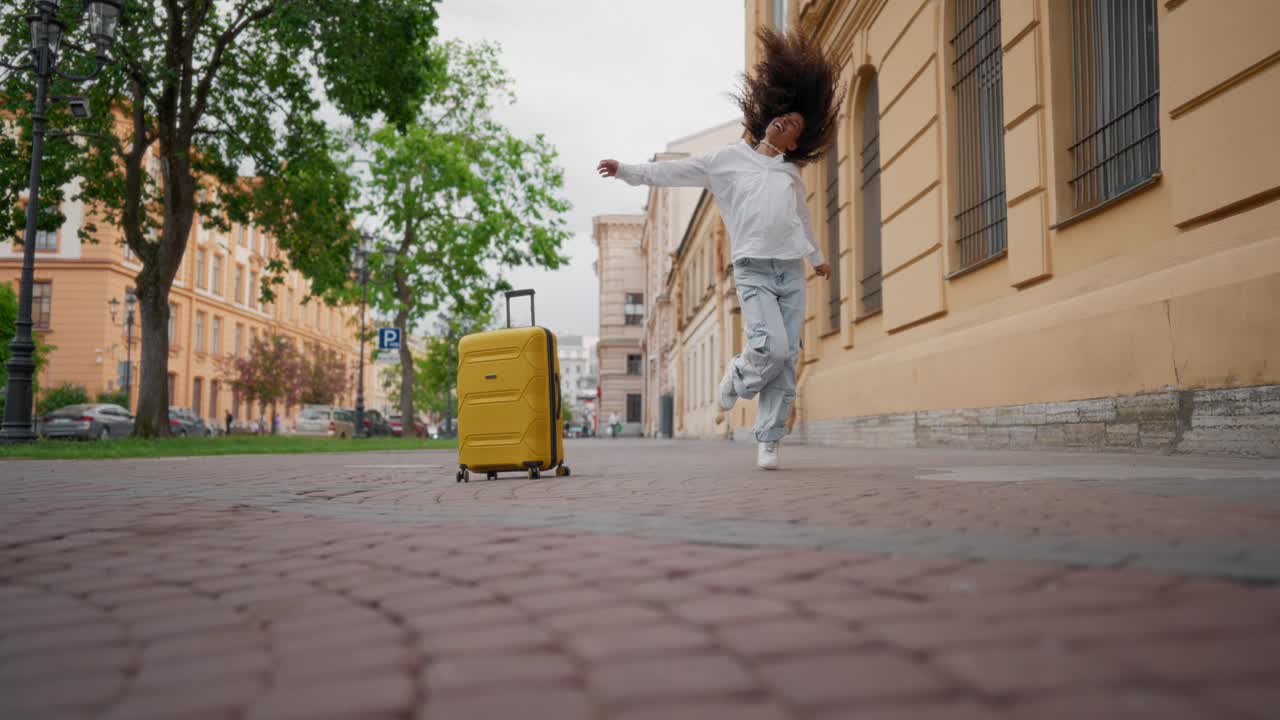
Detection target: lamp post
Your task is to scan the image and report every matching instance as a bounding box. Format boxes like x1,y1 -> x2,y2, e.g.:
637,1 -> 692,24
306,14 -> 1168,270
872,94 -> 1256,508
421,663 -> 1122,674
351,233 -> 396,439
1,0 -> 122,443
107,287 -> 136,411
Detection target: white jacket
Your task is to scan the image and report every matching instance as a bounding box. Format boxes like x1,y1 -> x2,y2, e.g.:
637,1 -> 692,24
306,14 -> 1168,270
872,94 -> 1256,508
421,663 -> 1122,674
615,141 -> 825,267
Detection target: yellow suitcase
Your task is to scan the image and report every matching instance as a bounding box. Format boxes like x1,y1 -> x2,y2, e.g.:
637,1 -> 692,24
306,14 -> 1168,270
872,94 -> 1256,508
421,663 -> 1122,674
455,289 -> 568,482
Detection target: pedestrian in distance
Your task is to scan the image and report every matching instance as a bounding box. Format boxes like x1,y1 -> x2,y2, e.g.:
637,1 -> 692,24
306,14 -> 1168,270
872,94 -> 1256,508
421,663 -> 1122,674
225,410 -> 233,436
597,28 -> 840,470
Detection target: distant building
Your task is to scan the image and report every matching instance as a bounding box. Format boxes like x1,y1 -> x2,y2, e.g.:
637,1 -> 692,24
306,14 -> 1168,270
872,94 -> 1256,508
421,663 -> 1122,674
592,214 -> 645,436
558,333 -> 598,436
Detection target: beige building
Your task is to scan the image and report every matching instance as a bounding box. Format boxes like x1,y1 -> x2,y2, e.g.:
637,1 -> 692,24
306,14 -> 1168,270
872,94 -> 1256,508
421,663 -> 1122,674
706,0 -> 1280,455
637,121 -> 742,438
592,214 -> 645,436
2,165 -> 371,428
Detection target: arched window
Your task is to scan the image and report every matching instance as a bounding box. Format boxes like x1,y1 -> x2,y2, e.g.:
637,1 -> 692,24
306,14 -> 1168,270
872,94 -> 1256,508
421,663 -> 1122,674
951,0 -> 1007,271
859,74 -> 882,315
825,144 -> 842,329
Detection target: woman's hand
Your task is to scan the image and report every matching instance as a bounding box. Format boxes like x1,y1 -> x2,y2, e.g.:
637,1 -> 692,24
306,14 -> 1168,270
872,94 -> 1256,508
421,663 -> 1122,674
597,159 -> 619,178
814,263 -> 831,278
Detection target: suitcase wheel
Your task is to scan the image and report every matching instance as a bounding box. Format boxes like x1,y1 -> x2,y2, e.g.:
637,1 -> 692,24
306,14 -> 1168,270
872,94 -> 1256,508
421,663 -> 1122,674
487,472 -> 498,481
456,468 -> 469,483
555,465 -> 571,477
527,467 -> 541,480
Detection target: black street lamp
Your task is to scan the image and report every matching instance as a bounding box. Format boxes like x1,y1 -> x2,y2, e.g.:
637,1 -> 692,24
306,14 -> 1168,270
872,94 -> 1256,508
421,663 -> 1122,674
1,0 -> 122,444
351,233 -> 396,439
107,287 -> 136,411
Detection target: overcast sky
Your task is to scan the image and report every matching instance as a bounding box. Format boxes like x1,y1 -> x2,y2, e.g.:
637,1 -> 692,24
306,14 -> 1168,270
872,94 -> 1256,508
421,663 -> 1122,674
436,0 -> 744,337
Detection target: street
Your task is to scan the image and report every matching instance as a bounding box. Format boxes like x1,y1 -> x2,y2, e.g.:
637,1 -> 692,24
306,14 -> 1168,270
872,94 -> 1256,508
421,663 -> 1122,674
2,440 -> 1279,719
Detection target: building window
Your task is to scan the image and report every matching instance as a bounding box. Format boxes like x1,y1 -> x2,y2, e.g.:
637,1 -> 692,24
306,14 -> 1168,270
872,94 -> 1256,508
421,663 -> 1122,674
31,281 -> 52,329
116,361 -> 132,391
951,0 -> 1007,272
288,289 -> 296,321
168,303 -> 178,347
167,372 -> 176,401
211,254 -> 224,295
192,377 -> 203,416
859,73 -> 883,314
210,380 -> 219,417
626,393 -> 642,423
248,272 -> 258,309
626,354 -> 642,375
232,388 -> 240,418
195,249 -> 207,289
235,323 -> 244,358
211,316 -> 222,354
1068,0 -> 1160,212
33,206 -> 58,250
237,225 -> 247,247
825,144 -> 842,330
234,265 -> 245,305
773,0 -> 788,31
624,292 -> 643,325
194,311 -> 206,353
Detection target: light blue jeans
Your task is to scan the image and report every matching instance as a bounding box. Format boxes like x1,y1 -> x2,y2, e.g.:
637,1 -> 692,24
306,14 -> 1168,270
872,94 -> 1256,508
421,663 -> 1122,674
728,258 -> 806,443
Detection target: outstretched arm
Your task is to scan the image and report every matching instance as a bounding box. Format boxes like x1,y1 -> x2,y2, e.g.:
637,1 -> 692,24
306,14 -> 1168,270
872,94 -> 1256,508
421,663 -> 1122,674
597,153 -> 711,188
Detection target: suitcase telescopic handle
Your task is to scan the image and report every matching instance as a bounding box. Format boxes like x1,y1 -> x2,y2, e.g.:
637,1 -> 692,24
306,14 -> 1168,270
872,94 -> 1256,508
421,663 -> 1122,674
505,289 -> 535,328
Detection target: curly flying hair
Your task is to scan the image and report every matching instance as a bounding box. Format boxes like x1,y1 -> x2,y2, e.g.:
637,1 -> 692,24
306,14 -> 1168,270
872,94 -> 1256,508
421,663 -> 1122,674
734,28 -> 844,167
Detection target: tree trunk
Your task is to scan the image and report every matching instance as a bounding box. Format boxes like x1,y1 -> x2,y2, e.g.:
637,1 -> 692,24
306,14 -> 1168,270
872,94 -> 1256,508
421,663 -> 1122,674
132,284 -> 171,436
397,313 -> 413,436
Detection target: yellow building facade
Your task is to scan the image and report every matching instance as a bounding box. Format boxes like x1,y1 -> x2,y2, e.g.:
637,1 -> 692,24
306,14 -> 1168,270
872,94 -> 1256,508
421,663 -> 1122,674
2,169 -> 369,427
659,0 -> 1279,456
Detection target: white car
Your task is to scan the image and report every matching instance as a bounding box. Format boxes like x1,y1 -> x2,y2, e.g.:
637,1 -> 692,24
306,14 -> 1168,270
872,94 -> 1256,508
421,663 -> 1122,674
295,406 -> 355,438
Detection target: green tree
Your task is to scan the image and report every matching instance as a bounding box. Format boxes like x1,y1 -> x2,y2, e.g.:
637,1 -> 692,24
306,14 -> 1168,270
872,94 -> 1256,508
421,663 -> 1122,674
358,39 -> 571,428
1,1 -> 442,437
294,346 -> 349,406
37,382 -> 89,416
219,333 -> 300,422
0,284 -> 52,419
96,389 -> 130,407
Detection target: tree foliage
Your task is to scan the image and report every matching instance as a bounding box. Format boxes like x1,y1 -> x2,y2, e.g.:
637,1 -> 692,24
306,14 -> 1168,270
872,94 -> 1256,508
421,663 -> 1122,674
36,382 -> 89,416
1,0 -> 443,437
294,346 -> 349,406
219,333 -> 298,414
356,39 -> 571,424
0,283 -> 52,418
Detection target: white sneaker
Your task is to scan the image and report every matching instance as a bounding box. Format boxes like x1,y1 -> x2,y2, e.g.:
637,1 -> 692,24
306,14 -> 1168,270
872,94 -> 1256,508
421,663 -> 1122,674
757,441 -> 779,470
718,365 -> 738,411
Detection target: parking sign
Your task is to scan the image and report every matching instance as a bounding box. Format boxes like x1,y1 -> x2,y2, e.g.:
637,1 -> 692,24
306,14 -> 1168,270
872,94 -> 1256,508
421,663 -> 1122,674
377,327 -> 402,351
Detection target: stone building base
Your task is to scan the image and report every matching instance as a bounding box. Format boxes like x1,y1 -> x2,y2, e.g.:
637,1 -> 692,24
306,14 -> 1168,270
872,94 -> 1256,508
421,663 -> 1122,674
774,385 -> 1280,458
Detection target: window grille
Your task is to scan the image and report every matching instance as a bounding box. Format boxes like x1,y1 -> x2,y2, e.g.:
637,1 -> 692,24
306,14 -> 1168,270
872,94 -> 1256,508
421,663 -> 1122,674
859,75 -> 883,313
951,0 -> 1007,271
1069,0 -> 1160,211
825,145 -> 842,329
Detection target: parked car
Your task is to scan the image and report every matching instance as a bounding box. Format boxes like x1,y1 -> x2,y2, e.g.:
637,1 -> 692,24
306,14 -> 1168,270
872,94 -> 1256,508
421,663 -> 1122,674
296,406 -> 356,438
363,409 -> 393,437
40,404 -> 134,441
388,414 -> 427,438
168,407 -> 214,437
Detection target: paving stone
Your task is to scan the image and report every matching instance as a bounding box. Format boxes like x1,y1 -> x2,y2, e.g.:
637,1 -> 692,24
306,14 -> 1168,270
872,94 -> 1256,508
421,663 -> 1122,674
588,654 -> 756,704
3,441 -> 1279,719
757,652 -> 953,706
424,652 -> 577,693
419,688 -> 594,720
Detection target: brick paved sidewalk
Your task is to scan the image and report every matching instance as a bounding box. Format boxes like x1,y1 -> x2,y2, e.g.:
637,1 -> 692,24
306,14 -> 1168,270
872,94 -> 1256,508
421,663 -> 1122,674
2,441 -> 1278,719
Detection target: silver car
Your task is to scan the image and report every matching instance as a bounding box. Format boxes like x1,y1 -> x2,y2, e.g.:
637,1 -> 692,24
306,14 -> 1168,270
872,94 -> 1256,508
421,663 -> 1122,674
40,404 -> 134,441
295,406 -> 355,438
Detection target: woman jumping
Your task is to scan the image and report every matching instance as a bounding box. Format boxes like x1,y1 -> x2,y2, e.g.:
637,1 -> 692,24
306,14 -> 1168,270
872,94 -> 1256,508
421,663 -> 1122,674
598,29 -> 841,470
